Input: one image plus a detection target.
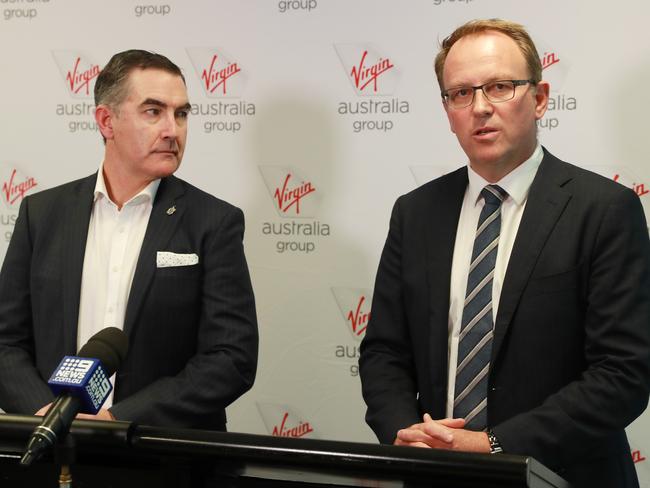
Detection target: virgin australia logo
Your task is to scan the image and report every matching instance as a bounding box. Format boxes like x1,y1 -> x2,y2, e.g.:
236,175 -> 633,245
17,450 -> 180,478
52,51 -> 101,98
2,169 -> 37,206
535,39 -> 569,90
331,287 -> 372,340
186,47 -> 247,98
259,166 -> 319,218
334,43 -> 399,96
256,403 -> 317,439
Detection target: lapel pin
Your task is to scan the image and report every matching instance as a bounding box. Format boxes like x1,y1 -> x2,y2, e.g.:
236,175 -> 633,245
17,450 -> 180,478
166,205 -> 176,216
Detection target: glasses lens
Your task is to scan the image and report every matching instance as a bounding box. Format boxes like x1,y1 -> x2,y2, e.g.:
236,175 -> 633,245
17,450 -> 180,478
483,81 -> 515,102
447,87 -> 474,108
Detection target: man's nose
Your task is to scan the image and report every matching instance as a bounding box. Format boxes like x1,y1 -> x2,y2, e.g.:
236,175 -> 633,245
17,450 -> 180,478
161,111 -> 178,139
472,88 -> 493,115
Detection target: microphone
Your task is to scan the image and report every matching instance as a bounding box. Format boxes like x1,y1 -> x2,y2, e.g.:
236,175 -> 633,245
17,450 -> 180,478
20,327 -> 128,467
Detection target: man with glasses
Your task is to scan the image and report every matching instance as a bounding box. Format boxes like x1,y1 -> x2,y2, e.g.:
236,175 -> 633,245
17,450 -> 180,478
359,19 -> 650,488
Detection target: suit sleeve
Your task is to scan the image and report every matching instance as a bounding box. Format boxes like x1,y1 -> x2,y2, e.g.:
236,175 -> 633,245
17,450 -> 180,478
493,188 -> 650,468
109,205 -> 258,427
0,198 -> 55,413
359,197 -> 423,443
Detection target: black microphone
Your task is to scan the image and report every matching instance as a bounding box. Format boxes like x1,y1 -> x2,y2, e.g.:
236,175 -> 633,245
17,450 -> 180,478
20,327 -> 128,467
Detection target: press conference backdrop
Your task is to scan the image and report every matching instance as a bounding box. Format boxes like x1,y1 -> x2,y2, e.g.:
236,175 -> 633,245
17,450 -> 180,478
1,0 -> 648,482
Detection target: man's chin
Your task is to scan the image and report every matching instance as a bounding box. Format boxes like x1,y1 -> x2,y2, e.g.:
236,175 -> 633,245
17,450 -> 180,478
150,158 -> 181,178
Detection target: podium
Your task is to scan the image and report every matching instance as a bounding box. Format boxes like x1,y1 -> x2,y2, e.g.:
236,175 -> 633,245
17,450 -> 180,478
0,414 -> 570,487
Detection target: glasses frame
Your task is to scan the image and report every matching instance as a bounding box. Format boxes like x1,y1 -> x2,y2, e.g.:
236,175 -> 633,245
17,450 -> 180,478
441,79 -> 537,109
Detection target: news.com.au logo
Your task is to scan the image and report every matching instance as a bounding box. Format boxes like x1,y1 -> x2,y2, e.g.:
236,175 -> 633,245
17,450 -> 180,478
186,47 -> 246,98
334,43 -> 399,96
259,166 -> 318,218
86,367 -> 111,409
256,403 -> 317,439
51,51 -> 101,99
51,358 -> 95,385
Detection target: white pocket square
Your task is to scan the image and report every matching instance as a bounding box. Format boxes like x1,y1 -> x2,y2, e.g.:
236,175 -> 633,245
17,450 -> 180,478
156,251 -> 199,268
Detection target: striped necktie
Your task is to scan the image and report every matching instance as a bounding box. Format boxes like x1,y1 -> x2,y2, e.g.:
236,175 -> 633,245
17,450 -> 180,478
453,184 -> 507,431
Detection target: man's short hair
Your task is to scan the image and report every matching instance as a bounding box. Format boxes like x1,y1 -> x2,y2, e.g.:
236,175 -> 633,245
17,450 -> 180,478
434,19 -> 542,91
94,49 -> 185,109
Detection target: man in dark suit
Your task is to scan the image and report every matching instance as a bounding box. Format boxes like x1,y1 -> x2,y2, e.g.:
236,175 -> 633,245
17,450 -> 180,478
359,19 -> 650,487
0,50 -> 258,430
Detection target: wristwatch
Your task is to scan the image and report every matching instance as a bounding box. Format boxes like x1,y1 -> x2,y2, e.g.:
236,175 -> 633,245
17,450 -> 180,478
487,429 -> 503,454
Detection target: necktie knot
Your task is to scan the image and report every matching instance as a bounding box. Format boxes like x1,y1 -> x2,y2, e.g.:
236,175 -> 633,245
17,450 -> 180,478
481,185 -> 507,207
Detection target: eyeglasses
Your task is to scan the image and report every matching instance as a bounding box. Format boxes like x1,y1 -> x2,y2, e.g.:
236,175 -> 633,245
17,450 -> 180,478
441,80 -> 536,109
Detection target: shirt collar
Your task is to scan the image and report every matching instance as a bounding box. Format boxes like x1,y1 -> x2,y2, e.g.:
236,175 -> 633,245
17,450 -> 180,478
94,162 -> 161,207
466,143 -> 543,207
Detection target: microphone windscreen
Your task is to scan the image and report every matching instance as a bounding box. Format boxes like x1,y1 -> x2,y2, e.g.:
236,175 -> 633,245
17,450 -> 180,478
77,327 -> 129,376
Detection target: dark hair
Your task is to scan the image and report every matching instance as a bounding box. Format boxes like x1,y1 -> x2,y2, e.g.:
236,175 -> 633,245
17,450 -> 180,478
94,49 -> 185,108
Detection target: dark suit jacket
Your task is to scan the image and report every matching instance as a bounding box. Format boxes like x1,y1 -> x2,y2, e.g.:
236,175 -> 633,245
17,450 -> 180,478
0,173 -> 258,430
359,149 -> 650,487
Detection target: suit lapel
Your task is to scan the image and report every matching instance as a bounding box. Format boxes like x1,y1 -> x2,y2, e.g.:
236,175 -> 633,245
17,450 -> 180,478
123,176 -> 186,339
424,168 -> 468,387
62,174 -> 96,354
425,168 -> 468,323
492,150 -> 572,361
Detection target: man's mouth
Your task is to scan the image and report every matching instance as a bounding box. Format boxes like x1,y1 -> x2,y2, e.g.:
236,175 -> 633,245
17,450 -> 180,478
474,127 -> 497,136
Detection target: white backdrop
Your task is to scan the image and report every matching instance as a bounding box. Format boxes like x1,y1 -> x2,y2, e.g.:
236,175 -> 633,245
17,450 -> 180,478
1,0 -> 649,482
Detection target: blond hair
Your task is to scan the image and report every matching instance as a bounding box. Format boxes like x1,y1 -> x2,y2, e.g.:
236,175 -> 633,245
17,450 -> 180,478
434,19 -> 542,91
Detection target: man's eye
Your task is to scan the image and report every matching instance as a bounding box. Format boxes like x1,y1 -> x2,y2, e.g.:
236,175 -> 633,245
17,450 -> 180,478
455,88 -> 471,98
145,108 -> 161,116
176,110 -> 189,119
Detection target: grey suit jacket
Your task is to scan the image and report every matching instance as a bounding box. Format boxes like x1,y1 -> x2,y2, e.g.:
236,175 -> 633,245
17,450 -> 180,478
0,173 -> 258,430
359,149 -> 650,487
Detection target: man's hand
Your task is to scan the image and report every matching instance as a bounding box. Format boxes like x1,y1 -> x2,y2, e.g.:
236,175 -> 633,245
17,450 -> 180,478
395,414 -> 490,453
76,409 -> 115,421
35,403 -> 114,421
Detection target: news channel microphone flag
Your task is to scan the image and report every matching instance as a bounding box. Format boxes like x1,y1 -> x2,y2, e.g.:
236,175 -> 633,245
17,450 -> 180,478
21,328 -> 128,467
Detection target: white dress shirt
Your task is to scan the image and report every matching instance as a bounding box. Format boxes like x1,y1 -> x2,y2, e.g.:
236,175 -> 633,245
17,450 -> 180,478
445,144 -> 543,417
77,165 -> 159,407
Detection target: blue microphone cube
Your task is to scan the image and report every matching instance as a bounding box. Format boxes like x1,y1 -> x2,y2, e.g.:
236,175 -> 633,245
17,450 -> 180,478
48,356 -> 113,414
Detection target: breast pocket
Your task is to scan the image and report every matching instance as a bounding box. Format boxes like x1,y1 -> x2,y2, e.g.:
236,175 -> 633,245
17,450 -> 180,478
525,264 -> 581,297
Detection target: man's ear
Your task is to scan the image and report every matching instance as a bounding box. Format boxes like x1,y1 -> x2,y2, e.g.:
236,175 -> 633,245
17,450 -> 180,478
443,100 -> 457,134
95,105 -> 115,140
534,81 -> 550,120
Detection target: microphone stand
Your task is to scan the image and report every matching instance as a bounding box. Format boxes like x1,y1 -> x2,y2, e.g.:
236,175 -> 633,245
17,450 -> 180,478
54,434 -> 76,488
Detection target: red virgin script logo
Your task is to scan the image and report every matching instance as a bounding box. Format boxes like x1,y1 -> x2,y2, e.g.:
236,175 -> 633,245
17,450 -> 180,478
632,449 -> 646,464
351,50 -> 394,93
541,51 -> 560,70
614,174 -> 649,197
2,169 -> 37,205
272,412 -> 314,438
274,174 -> 316,214
201,54 -> 241,95
66,57 -> 101,95
347,295 -> 370,337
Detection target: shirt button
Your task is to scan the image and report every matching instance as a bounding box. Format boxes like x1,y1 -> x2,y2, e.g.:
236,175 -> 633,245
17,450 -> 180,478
112,266 -> 118,273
